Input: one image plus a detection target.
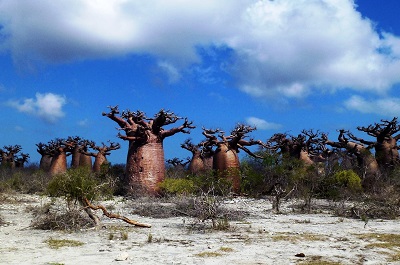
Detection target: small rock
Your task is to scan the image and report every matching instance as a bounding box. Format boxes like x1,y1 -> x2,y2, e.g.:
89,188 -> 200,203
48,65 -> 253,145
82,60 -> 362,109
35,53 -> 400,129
115,252 -> 129,261
295,253 -> 305,258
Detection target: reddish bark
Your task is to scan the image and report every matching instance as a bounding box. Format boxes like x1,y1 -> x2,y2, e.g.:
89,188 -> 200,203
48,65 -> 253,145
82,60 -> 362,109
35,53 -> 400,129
36,142 -> 53,171
48,139 -> 74,176
323,130 -> 380,189
203,125 -> 265,193
68,136 -> 82,169
0,145 -> 23,169
267,130 -> 324,166
81,141 -> 120,173
181,139 -> 214,174
103,106 -> 194,195
78,140 -> 93,169
355,117 -> 400,170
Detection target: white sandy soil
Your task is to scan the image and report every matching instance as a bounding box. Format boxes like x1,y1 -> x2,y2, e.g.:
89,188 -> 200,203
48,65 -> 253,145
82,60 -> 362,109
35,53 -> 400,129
1,193 -> 400,265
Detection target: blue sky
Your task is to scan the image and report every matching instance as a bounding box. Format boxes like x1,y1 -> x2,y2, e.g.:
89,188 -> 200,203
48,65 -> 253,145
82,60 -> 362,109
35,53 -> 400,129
1,0 -> 400,165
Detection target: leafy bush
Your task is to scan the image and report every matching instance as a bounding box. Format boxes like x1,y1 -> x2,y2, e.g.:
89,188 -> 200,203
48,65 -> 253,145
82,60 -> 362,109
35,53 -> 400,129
0,166 -> 51,194
47,167 -> 114,202
159,169 -> 233,197
333,170 -> 362,193
159,178 -> 196,195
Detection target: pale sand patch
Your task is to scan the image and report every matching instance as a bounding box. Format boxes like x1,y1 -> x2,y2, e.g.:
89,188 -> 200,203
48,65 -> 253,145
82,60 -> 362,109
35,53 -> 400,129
1,194 -> 399,265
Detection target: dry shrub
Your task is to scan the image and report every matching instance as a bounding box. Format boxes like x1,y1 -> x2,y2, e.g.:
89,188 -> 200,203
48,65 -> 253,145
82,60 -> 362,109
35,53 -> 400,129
130,194 -> 247,230
31,208 -> 93,231
333,185 -> 400,220
130,197 -> 180,218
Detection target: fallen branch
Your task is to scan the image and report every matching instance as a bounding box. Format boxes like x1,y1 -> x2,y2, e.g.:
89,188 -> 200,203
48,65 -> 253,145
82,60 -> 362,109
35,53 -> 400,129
83,198 -> 151,228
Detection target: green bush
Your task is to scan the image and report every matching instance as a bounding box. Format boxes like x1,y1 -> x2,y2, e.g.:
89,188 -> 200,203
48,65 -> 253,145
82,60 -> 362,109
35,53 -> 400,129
47,167 -> 112,202
159,178 -> 196,195
333,170 -> 362,193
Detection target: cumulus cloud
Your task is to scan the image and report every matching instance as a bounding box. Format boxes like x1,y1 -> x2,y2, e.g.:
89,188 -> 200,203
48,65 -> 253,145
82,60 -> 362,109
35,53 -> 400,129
246,117 -> 282,130
77,119 -> 88,127
157,61 -> 181,83
1,0 -> 400,100
344,95 -> 400,116
7,93 -> 66,123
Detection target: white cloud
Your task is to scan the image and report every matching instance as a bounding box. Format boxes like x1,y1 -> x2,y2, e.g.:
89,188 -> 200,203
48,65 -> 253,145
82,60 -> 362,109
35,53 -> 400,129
78,119 -> 88,127
1,0 -> 400,100
7,92 -> 66,123
157,61 -> 181,83
246,117 -> 282,130
344,95 -> 400,116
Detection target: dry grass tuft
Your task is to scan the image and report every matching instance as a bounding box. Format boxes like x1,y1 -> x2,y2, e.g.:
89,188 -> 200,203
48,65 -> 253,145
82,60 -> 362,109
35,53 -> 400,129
272,232 -> 327,243
297,255 -> 343,265
195,251 -> 223,258
44,238 -> 84,249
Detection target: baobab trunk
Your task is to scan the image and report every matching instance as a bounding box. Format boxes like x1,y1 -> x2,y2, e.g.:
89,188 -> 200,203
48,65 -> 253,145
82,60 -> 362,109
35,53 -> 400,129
79,154 -> 92,169
375,138 -> 400,168
39,155 -> 52,172
93,153 -> 108,173
189,153 -> 205,173
49,151 -> 68,176
356,118 -> 400,170
213,143 -> 241,193
71,149 -> 81,168
127,141 -> 165,194
202,155 -> 214,171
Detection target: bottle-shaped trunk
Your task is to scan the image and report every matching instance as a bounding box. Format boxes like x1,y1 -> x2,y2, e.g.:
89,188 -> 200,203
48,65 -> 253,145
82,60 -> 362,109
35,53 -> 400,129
39,155 -> 52,172
71,148 -> 81,168
189,153 -> 205,174
125,142 -> 165,195
49,153 -> 68,176
213,144 -> 240,193
203,156 -> 213,171
356,147 -> 380,190
375,139 -> 400,169
93,154 -> 107,173
79,154 -> 92,170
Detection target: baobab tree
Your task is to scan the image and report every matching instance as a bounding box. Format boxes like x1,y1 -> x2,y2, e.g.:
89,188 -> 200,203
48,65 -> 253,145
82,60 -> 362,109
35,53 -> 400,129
181,138 -> 214,174
36,142 -> 53,171
48,138 -> 74,176
323,130 -> 380,189
78,140 -> 94,169
0,145 -> 23,169
203,124 -> 265,193
353,117 -> 400,170
266,130 -> 325,166
68,136 -> 82,169
102,105 -> 195,195
166,157 -> 190,171
15,153 -> 30,168
81,141 -> 120,173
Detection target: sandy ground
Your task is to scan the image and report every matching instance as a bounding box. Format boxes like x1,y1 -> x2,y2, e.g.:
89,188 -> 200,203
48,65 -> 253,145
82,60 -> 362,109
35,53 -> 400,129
1,193 -> 400,265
